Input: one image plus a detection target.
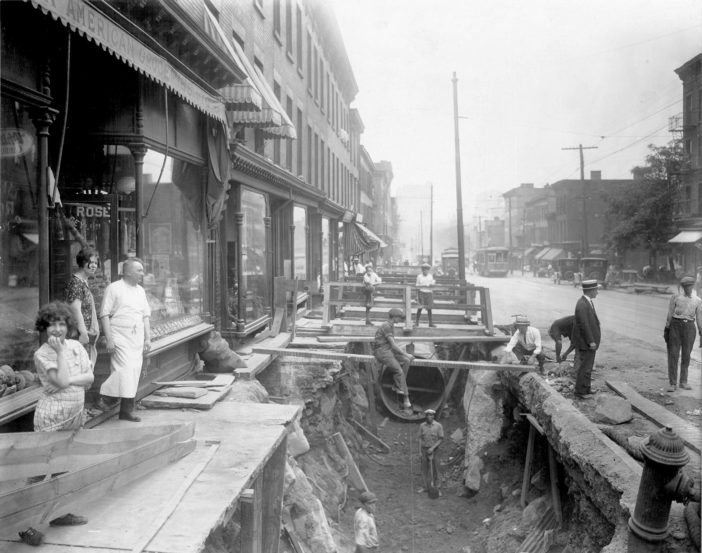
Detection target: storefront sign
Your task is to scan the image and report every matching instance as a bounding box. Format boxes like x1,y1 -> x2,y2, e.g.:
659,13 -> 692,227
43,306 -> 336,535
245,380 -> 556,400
27,0 -> 226,123
0,128 -> 34,158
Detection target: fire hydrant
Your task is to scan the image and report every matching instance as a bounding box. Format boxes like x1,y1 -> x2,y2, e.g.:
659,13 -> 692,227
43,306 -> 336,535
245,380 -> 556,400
628,425 -> 697,544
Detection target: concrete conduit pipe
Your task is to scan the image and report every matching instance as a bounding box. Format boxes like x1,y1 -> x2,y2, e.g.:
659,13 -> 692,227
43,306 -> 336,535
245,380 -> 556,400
378,364 -> 448,421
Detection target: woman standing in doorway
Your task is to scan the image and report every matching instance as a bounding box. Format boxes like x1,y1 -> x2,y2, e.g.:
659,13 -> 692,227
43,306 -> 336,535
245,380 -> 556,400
64,248 -> 100,367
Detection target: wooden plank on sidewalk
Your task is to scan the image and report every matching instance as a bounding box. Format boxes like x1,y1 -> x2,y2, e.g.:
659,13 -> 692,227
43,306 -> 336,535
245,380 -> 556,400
317,335 -> 510,343
606,380 -> 700,454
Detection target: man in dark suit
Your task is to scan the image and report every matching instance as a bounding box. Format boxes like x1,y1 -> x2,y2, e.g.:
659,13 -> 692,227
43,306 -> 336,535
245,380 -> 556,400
572,280 -> 601,399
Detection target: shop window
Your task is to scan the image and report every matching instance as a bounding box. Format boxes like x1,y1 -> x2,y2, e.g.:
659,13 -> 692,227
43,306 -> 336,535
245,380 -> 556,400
229,189 -> 268,325
0,99 -> 39,374
322,217 -> 330,284
293,205 -> 307,279
140,150 -> 205,339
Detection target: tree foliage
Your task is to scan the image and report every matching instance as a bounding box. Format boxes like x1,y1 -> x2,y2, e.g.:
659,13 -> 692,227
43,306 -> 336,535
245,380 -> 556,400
603,140 -> 687,257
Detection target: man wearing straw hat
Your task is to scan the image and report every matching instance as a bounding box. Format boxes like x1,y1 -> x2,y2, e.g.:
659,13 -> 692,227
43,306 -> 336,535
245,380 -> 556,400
572,279 -> 601,399
664,275 -> 701,392
502,315 -> 545,371
354,491 -> 379,552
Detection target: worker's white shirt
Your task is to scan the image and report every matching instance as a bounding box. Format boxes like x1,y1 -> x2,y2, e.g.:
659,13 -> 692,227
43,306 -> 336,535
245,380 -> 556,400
416,273 -> 435,293
363,272 -> 382,285
505,327 -> 542,355
354,507 -> 379,548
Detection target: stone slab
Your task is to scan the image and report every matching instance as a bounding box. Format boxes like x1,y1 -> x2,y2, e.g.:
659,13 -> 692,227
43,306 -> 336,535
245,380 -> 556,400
141,375 -> 235,410
235,333 -> 291,380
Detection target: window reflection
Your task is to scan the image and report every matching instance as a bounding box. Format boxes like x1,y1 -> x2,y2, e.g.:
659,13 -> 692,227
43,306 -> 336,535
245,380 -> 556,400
294,206 -> 307,279
141,150 -> 204,338
241,189 -> 267,323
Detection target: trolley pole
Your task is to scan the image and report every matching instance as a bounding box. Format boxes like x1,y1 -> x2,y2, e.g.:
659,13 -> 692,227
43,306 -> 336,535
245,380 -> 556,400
452,72 -> 466,281
430,183 -> 434,267
562,144 -> 598,256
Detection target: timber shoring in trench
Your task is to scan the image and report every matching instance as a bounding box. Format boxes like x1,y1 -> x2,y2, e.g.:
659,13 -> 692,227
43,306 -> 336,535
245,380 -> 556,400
251,346 -> 538,372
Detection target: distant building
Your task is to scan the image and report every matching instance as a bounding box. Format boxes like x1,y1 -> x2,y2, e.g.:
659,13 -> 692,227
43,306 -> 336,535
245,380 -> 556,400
668,53 -> 702,273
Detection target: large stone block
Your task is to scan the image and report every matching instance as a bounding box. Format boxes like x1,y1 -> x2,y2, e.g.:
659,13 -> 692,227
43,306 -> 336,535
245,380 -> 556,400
463,456 -> 484,492
594,395 -> 633,425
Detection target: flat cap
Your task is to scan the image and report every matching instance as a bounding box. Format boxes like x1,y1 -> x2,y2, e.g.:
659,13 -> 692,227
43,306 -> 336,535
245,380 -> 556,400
680,275 -> 696,286
424,409 -> 436,415
359,491 -> 377,504
388,308 -> 405,319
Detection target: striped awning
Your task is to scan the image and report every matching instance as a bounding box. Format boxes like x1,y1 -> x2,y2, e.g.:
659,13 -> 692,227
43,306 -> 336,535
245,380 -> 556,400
225,39 -> 296,139
354,223 -> 388,248
203,5 -> 262,112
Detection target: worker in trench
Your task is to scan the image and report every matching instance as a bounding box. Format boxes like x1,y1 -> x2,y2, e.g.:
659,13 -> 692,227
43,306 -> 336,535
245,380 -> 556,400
417,408 -> 444,495
354,491 -> 379,552
372,308 -> 414,412
501,315 -> 545,371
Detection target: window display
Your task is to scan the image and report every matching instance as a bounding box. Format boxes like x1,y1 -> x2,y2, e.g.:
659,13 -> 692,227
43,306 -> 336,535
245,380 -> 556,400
0,98 -> 40,379
141,150 -> 205,339
293,205 -> 307,280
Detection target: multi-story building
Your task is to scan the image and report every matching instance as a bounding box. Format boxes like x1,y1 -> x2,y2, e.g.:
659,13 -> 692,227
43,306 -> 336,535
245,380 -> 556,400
502,183 -> 545,269
549,172 -> 631,257
669,53 -> 702,273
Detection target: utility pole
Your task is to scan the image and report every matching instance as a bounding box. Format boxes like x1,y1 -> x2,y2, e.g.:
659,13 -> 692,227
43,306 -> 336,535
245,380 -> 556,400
508,195 -> 513,274
430,183 -> 434,266
452,72 -> 466,281
420,211 -> 424,259
562,144 -> 598,256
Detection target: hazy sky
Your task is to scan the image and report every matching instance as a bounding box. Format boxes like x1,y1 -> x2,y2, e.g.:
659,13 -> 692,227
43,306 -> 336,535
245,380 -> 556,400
332,0 -> 701,220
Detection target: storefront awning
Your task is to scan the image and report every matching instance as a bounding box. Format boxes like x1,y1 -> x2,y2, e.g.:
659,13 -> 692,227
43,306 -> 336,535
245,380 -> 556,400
524,247 -> 536,257
354,223 -> 388,248
203,5 -> 262,112
224,38 -> 296,139
27,0 -> 227,124
541,248 -> 564,262
668,230 -> 702,243
534,248 -> 551,261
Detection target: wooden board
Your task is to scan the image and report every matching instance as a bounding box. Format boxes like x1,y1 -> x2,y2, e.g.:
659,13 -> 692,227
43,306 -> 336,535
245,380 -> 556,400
0,423 -> 196,531
0,383 -> 43,426
0,423 -> 196,481
252,347 -> 539,373
317,335 -> 510,343
606,380 -> 700,454
140,381 -> 233,410
234,332 -> 292,380
332,432 -> 368,492
152,375 -> 235,388
154,387 -> 208,399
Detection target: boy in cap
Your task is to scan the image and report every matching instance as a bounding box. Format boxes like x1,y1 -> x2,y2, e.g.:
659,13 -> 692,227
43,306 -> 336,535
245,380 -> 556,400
373,308 -> 414,411
572,279 -> 601,399
354,491 -> 379,552
415,263 -> 437,327
363,264 -> 382,325
664,275 -> 701,391
503,315 -> 545,371
417,408 -> 443,494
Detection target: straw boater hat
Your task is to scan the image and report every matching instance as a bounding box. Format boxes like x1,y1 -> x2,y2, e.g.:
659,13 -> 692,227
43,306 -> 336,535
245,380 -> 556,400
680,275 -> 696,286
421,263 -> 431,269
360,491 -> 377,504
424,409 -> 436,415
515,315 -> 530,326
581,279 -> 600,290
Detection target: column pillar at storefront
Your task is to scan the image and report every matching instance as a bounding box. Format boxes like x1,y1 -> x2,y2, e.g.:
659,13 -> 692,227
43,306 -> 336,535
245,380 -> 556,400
305,222 -> 311,281
130,144 -> 148,258
31,106 -> 57,307
289,224 -> 295,279
235,212 -> 245,332
263,216 -> 272,318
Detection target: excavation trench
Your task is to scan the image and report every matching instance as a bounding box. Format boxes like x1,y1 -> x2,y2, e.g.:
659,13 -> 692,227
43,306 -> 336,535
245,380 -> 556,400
252,349 -> 695,553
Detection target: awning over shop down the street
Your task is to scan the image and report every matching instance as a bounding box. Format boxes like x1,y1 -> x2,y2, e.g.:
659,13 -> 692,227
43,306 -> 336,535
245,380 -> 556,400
348,223 -> 387,254
523,247 -> 537,257
355,224 -> 388,248
541,248 -> 564,262
668,230 -> 702,243
534,248 -> 551,261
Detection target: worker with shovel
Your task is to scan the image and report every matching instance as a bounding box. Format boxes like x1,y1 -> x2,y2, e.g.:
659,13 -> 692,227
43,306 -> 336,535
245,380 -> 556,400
417,408 -> 443,497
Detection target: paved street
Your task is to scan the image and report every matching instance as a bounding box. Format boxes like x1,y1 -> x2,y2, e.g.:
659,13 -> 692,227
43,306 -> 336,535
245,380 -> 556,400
469,273 -> 702,399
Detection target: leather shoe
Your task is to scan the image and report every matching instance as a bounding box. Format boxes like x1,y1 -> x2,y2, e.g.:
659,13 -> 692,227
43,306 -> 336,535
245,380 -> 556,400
679,383 -> 692,390
667,385 -> 677,392
574,393 -> 593,400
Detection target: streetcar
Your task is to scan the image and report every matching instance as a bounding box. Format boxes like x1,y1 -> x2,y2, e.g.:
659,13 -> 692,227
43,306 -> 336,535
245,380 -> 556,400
474,247 -> 509,277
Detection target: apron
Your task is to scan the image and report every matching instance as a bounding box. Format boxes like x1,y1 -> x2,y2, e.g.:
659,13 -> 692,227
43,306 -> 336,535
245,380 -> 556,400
100,320 -> 144,398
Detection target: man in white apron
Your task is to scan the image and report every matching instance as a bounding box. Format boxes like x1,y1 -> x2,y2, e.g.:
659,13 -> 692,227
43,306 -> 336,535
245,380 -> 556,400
97,259 -> 151,421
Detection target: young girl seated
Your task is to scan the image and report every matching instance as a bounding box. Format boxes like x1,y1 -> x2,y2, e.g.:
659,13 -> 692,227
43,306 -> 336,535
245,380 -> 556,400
33,301 -> 94,432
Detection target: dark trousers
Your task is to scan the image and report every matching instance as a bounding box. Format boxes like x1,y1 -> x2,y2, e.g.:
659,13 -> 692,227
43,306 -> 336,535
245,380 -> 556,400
574,348 -> 596,395
374,349 -> 409,395
421,447 -> 439,489
513,342 -> 545,368
667,318 -> 695,385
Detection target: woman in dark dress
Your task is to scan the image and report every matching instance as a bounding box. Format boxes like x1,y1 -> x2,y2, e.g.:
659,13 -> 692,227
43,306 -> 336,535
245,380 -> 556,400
64,248 -> 100,367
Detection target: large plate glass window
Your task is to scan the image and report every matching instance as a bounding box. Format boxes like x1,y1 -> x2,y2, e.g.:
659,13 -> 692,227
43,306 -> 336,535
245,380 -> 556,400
293,205 -> 307,279
240,188 -> 267,324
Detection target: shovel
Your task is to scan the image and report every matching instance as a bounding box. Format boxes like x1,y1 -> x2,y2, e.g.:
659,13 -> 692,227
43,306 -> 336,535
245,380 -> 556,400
428,454 -> 439,499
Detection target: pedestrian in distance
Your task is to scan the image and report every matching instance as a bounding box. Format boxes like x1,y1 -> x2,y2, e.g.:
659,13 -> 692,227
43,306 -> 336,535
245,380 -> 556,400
373,308 -> 414,412
548,315 -> 575,363
33,302 -> 94,431
96,258 -> 151,421
415,262 -> 437,327
354,491 -> 379,552
417,408 -> 444,496
502,315 -> 545,371
663,275 -> 701,392
63,248 -> 100,368
572,279 -> 601,399
363,263 -> 382,325
354,257 -> 365,276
